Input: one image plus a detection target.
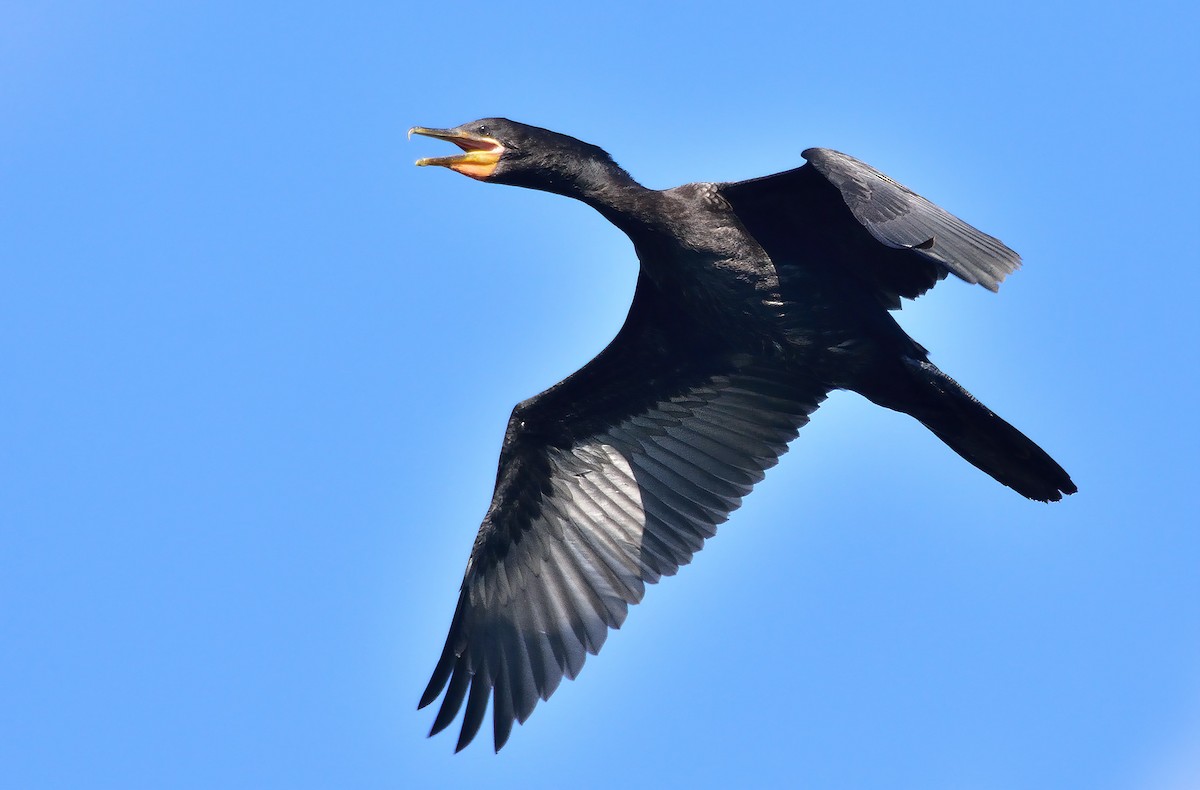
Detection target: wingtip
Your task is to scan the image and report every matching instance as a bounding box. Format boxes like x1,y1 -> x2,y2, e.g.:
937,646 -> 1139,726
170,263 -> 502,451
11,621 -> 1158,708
493,715 -> 514,753
1023,468 -> 1077,503
454,721 -> 481,753
1055,477 -> 1079,500
428,715 -> 451,738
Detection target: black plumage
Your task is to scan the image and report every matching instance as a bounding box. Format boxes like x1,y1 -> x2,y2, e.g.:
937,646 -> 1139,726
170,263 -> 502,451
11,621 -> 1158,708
410,118 -> 1075,752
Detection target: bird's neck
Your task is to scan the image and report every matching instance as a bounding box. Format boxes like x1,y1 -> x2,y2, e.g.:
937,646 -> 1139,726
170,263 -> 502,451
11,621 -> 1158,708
557,159 -> 661,234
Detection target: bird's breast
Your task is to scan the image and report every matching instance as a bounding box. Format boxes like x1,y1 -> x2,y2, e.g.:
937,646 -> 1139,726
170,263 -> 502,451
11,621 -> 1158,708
636,235 -> 790,340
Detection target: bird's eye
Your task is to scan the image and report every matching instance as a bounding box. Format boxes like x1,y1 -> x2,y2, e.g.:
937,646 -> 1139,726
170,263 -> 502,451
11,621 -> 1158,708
477,125 -> 490,136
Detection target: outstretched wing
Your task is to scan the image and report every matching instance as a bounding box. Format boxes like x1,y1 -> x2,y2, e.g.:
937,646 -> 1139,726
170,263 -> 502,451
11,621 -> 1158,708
420,273 -> 827,751
718,149 -> 1021,307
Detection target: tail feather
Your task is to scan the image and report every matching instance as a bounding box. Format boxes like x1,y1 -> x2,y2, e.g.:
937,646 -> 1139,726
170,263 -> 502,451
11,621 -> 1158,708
869,358 -> 1076,502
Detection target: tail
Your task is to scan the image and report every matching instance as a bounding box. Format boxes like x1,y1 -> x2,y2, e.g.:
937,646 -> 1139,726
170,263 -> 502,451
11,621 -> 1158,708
864,358 -> 1077,502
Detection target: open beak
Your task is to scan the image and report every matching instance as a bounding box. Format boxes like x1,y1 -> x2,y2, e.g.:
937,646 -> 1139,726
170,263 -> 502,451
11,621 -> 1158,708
410,126 -> 505,180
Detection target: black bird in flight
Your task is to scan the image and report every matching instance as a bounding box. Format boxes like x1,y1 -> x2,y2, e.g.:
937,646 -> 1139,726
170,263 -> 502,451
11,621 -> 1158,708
410,118 -> 1075,752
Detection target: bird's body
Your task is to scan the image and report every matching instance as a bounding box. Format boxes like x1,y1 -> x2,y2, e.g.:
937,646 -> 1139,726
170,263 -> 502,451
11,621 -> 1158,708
410,118 -> 1075,752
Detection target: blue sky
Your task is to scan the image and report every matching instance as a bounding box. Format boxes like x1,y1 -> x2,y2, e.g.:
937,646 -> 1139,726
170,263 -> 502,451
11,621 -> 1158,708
3,2 -> 1199,788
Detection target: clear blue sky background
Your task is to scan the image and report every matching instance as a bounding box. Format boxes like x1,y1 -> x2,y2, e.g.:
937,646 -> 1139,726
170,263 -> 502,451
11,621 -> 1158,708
3,2 -> 1198,788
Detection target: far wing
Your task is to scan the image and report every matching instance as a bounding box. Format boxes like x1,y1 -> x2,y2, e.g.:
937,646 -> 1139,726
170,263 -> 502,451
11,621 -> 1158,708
420,273 -> 827,751
803,148 -> 1021,291
719,150 -> 1021,306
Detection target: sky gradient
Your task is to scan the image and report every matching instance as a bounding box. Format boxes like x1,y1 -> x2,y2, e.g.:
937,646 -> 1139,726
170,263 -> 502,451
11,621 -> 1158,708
3,2 -> 1199,788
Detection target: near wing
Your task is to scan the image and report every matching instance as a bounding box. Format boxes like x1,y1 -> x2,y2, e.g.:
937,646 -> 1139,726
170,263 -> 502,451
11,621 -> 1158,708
420,273 -> 827,751
718,149 -> 1021,307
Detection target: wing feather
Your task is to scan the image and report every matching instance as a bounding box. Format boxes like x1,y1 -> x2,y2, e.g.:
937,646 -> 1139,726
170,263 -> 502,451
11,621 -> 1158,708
802,147 -> 1021,292
420,276 -> 827,751
718,150 -> 1021,306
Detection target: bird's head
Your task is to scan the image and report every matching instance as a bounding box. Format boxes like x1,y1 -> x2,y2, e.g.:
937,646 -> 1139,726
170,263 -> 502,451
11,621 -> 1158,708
410,118 -> 627,196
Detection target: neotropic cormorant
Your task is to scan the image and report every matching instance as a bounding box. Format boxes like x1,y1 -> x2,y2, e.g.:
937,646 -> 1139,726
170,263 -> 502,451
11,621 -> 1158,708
410,118 -> 1075,752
